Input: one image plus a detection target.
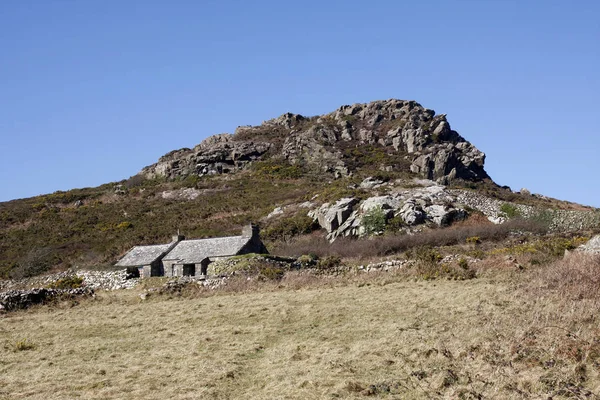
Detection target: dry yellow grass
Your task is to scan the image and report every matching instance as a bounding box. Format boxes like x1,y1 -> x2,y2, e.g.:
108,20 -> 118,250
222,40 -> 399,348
2,259 -> 600,399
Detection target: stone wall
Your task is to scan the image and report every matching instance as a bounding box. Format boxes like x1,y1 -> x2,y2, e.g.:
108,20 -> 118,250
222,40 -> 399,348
0,287 -> 94,312
0,269 -> 138,293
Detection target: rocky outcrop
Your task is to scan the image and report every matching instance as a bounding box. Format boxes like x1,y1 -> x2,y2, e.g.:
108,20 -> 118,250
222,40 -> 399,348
578,235 -> 600,255
141,134 -> 271,180
308,180 -> 467,240
140,99 -> 491,184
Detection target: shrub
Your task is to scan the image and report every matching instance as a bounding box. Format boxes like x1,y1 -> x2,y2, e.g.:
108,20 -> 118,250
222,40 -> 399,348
466,236 -> 481,244
385,215 -> 405,232
123,174 -> 146,189
253,161 -> 303,179
500,203 -> 520,219
316,256 -> 342,270
116,221 -> 133,230
47,276 -> 84,289
410,246 -> 443,265
361,206 -> 388,235
9,247 -> 56,279
297,254 -> 318,267
259,266 -> 285,281
262,214 -> 319,242
275,219 -> 547,260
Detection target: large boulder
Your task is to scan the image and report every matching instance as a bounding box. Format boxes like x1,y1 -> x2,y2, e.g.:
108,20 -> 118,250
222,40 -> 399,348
425,204 -> 467,226
398,201 -> 425,225
360,196 -> 401,215
308,198 -> 359,234
578,235 -> 600,254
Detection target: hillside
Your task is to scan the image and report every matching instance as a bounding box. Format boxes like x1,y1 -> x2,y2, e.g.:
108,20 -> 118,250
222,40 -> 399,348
0,99 -> 598,279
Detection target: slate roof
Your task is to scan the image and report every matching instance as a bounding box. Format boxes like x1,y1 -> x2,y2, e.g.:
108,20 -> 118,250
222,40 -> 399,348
115,244 -> 172,267
163,236 -> 250,264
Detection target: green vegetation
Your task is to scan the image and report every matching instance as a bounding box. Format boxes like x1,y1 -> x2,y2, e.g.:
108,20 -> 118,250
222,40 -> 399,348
262,214 -> 319,242
361,206 -> 387,235
252,160 -> 304,179
500,202 -> 520,218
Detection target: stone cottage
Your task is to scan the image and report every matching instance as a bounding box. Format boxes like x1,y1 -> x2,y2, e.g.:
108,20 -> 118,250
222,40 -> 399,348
115,224 -> 267,278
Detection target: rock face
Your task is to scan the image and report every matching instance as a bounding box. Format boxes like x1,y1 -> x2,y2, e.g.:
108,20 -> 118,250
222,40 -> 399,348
140,99 -> 491,184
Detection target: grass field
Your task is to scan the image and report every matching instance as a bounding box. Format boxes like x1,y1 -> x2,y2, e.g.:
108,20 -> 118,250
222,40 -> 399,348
2,254 -> 600,399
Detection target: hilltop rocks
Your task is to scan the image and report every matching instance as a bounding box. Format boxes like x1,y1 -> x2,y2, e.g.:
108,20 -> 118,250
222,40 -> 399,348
140,99 -> 491,184
141,134 -> 271,179
410,141 -> 487,183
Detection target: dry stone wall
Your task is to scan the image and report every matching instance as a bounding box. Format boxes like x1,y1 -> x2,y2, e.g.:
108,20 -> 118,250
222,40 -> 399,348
0,269 -> 138,293
0,287 -> 94,312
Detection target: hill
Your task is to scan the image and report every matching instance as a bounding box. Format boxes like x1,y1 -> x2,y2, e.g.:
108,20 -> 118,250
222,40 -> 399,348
0,99 -> 598,278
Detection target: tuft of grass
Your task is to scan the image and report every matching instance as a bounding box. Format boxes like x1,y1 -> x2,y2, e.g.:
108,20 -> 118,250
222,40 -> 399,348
8,338 -> 37,352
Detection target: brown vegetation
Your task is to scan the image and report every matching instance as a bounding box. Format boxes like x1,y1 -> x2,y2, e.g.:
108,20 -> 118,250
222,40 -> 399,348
273,218 -> 547,260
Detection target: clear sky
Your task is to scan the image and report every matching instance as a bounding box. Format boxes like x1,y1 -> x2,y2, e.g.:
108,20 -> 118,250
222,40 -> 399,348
1,1 -> 599,206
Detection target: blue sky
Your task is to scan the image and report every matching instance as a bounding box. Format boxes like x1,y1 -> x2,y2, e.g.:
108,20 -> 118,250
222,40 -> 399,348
1,1 -> 599,206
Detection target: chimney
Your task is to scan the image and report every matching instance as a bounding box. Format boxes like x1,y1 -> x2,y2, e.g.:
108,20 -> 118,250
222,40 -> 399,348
171,234 -> 185,243
242,223 -> 259,239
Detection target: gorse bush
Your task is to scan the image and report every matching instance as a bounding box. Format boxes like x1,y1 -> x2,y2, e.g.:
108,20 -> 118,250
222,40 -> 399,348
409,246 -> 442,265
316,256 -> 342,271
47,276 -> 84,290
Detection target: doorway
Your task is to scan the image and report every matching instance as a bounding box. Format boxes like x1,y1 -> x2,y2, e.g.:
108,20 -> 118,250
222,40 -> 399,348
182,264 -> 196,276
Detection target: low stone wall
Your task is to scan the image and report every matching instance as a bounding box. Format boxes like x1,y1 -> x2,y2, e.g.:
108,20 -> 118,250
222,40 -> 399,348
453,190 -> 600,231
0,269 -> 139,292
0,287 -> 94,312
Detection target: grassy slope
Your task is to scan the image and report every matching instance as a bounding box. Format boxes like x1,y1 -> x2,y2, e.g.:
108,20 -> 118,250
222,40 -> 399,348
2,256 -> 600,399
